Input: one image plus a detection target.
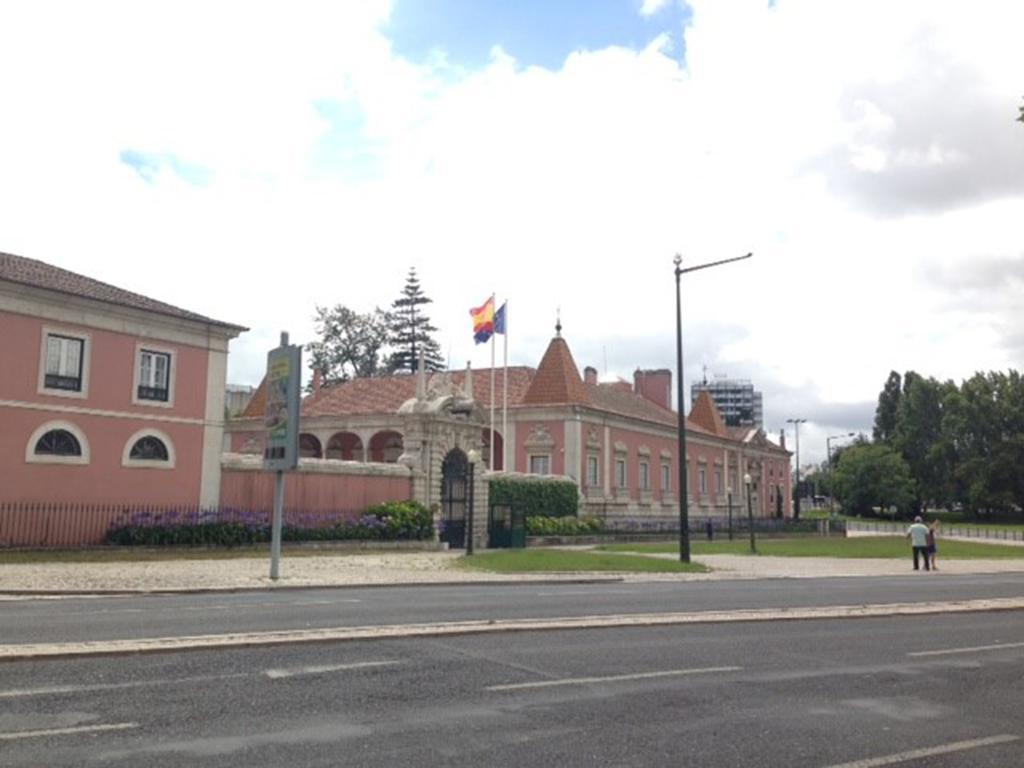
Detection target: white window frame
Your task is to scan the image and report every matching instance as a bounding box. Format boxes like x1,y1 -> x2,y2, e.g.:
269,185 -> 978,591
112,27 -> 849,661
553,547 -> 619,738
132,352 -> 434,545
639,460 -> 650,491
716,466 -> 724,494
615,458 -> 627,488
122,428 -> 177,469
699,465 -> 707,494
529,454 -> 551,475
661,463 -> 671,492
587,454 -> 599,486
132,342 -> 177,408
25,420 -> 90,465
38,327 -> 91,399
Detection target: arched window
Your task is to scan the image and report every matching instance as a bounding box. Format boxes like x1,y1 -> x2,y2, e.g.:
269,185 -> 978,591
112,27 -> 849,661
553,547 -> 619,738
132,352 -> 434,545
129,436 -> 169,461
122,429 -> 176,469
299,433 -> 323,459
35,429 -> 81,457
25,421 -> 90,465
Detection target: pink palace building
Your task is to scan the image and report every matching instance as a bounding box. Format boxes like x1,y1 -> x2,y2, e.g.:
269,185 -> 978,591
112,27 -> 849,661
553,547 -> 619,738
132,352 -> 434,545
0,252 -> 246,508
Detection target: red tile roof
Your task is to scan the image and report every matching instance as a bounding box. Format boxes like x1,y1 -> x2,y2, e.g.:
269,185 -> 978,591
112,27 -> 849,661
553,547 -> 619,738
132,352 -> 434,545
0,251 -> 245,332
689,389 -> 728,437
521,336 -> 589,406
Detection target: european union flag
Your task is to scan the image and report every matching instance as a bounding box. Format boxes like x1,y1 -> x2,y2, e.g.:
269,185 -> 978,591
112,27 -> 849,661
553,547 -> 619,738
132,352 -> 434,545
494,301 -> 507,335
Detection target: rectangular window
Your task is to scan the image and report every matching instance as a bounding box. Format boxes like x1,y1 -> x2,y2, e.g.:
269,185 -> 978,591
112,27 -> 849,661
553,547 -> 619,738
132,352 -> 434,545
661,463 -> 670,492
639,461 -> 650,491
699,466 -> 707,494
615,459 -> 627,488
715,467 -> 723,494
44,334 -> 84,392
529,455 -> 550,475
138,349 -> 171,402
587,455 -> 599,486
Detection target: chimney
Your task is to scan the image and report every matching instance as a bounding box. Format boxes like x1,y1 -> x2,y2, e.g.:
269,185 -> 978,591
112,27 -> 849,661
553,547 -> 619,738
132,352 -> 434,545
779,429 -> 786,449
633,368 -> 672,410
312,369 -> 323,395
584,366 -> 598,385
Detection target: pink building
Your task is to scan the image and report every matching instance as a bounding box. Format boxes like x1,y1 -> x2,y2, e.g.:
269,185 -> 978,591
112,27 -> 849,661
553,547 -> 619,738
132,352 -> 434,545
0,251 -> 246,508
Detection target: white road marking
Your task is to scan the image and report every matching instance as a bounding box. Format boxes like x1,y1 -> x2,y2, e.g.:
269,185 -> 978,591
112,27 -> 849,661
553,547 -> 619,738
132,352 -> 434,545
486,665 -> 741,691
263,660 -> 402,679
820,734 -> 1020,767
908,640 -> 1024,657
0,673 -> 251,699
0,722 -> 139,741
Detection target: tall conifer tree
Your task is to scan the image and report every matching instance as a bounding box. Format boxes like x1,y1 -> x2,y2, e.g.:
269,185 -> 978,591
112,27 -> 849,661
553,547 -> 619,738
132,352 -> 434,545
388,267 -> 444,373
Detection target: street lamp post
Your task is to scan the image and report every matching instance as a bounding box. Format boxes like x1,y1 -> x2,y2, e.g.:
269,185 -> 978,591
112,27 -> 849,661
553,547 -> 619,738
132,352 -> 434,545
744,472 -> 756,554
786,418 -> 807,519
727,487 -> 734,541
466,448 -> 479,556
674,252 -> 752,562
825,432 -> 855,517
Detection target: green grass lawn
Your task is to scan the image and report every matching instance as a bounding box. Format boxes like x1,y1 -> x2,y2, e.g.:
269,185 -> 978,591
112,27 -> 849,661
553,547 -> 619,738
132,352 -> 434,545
596,537 -> 1024,559
459,549 -> 709,574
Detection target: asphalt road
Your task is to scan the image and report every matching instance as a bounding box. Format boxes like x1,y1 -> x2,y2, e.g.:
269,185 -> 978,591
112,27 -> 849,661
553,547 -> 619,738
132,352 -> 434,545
3,573 -> 1024,645
2,609 -> 1023,767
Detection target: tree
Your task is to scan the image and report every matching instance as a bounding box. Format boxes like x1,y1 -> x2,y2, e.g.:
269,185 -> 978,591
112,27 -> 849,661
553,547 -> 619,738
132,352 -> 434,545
872,371 -> 902,443
833,443 -> 916,518
892,374 -> 948,514
306,304 -> 392,386
387,267 -> 444,374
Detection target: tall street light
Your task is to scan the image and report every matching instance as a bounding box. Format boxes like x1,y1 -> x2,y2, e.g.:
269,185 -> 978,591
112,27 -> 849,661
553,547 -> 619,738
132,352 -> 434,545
674,252 -> 753,562
744,472 -> 757,554
825,432 -> 855,517
466,448 -> 480,556
786,418 -> 807,519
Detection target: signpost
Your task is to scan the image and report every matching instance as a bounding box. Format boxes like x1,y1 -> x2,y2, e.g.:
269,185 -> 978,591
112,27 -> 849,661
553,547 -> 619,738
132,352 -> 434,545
264,332 -> 301,580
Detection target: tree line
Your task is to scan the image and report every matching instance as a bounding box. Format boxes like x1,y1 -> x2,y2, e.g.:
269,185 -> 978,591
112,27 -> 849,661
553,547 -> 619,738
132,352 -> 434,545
305,267 -> 445,386
813,370 -> 1024,519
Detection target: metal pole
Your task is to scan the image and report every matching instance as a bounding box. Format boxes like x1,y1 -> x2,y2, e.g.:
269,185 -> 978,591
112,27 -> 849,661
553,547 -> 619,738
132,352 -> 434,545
746,479 -> 756,554
827,438 -> 834,518
270,469 -> 284,580
674,255 -> 690,562
727,491 -> 734,541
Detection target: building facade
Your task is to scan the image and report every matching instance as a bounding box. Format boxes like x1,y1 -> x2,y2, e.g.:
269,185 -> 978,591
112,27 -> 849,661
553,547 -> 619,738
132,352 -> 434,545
691,375 -> 764,428
0,251 -> 245,507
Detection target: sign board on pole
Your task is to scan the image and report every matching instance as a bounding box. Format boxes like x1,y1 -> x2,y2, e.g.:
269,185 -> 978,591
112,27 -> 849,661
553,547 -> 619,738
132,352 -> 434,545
263,338 -> 302,472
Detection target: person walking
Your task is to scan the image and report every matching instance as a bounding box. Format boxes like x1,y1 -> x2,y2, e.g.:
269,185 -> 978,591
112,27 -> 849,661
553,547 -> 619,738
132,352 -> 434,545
906,516 -> 930,571
927,519 -> 940,571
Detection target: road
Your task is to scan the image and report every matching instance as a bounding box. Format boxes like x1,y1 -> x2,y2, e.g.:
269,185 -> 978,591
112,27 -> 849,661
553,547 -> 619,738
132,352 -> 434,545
2,576 -> 1024,766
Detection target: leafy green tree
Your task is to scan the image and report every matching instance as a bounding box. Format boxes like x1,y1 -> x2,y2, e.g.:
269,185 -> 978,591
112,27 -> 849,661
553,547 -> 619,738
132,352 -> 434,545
306,304 -> 392,386
833,443 -> 916,518
388,267 -> 444,374
892,374 -> 948,514
873,371 -> 902,443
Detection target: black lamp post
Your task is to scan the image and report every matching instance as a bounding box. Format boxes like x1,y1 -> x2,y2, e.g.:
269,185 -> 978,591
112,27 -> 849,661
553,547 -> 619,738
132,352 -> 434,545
466,448 -> 479,556
744,472 -> 757,554
826,432 -> 855,517
674,252 -> 752,563
727,487 -> 734,541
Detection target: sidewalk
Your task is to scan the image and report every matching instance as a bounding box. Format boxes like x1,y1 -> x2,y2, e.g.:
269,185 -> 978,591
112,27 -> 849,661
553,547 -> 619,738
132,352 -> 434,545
4,550 -> 1024,595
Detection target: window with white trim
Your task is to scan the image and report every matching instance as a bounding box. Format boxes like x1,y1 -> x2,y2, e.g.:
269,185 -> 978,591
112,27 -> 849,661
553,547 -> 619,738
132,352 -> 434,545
587,455 -> 599,486
44,334 -> 84,392
35,429 -> 81,457
615,459 -> 627,488
699,465 -> 707,494
715,467 -> 723,494
138,349 -> 171,402
26,421 -> 90,465
529,455 -> 550,475
661,463 -> 670,492
129,436 -> 169,461
639,460 -> 650,491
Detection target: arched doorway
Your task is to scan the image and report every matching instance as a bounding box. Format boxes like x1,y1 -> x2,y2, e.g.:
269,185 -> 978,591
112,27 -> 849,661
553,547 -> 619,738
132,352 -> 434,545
440,448 -> 468,549
299,433 -> 322,458
326,431 -> 363,461
369,430 -> 404,463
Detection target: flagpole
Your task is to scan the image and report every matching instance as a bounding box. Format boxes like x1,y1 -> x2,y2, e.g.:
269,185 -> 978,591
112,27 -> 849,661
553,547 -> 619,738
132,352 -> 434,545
502,301 -> 508,472
489,294 -> 496,471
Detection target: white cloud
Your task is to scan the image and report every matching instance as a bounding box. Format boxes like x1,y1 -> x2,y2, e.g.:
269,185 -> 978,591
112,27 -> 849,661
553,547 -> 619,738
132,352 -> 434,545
640,0 -> 673,17
2,0 -> 1023,466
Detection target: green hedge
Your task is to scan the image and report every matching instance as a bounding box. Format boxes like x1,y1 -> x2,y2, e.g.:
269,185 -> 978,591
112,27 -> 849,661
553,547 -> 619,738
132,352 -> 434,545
489,476 -> 579,517
526,516 -> 604,536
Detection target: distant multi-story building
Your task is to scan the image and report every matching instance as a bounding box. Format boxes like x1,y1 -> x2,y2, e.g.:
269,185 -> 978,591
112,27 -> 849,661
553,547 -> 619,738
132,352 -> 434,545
691,375 -> 763,428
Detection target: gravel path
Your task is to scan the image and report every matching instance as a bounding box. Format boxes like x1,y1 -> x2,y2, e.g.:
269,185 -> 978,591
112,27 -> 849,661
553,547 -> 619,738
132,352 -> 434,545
3,550 -> 1024,594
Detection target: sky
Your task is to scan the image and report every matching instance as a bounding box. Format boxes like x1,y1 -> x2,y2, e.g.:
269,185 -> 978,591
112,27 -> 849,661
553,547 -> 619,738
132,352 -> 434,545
2,0 -> 1023,467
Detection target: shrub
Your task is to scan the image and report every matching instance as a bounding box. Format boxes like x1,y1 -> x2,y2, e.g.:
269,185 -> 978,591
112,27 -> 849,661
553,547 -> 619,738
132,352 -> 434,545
490,476 -> 578,517
526,516 -> 604,536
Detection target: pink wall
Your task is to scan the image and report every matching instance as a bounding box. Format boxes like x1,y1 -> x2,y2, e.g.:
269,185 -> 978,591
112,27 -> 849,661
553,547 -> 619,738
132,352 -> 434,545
3,408 -> 203,504
0,310 -> 209,419
220,467 -> 412,512
516,420 -> 566,475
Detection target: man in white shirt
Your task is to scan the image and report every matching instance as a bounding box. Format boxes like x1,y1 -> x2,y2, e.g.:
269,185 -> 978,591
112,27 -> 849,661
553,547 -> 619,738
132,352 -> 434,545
906,516 -> 931,571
